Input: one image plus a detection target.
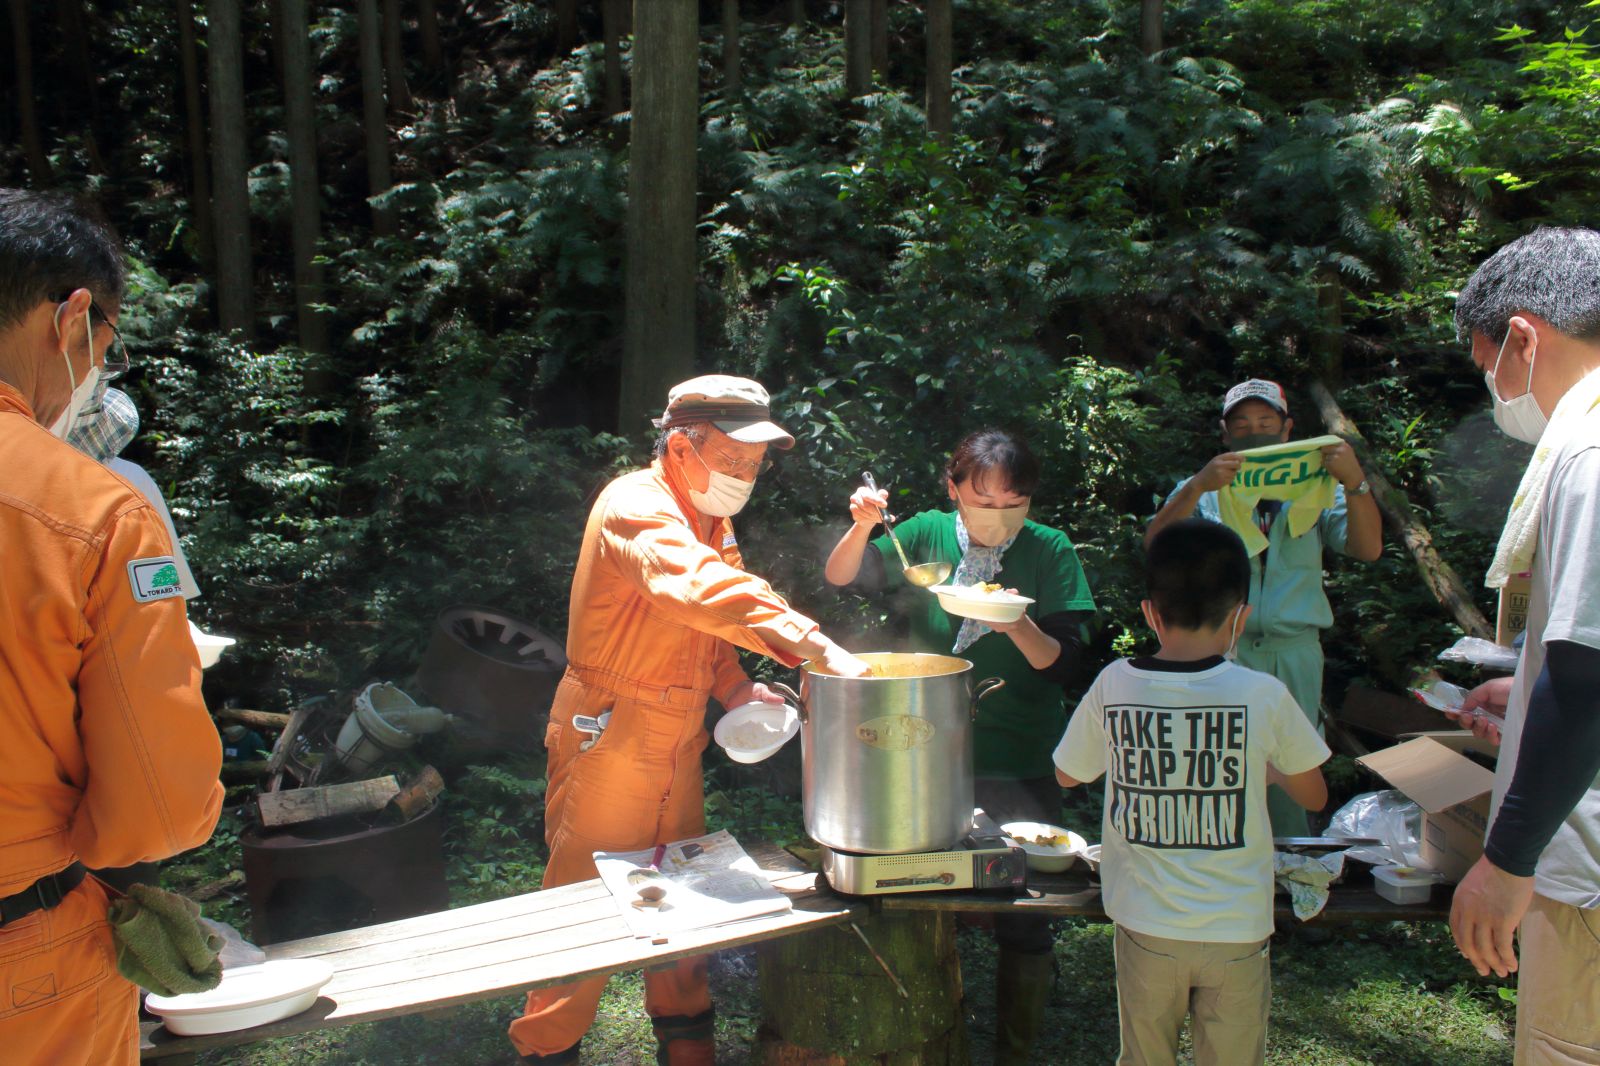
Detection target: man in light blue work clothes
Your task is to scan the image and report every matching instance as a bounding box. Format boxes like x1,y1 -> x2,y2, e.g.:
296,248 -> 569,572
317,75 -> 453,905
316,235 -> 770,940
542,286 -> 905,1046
1146,380 -> 1383,833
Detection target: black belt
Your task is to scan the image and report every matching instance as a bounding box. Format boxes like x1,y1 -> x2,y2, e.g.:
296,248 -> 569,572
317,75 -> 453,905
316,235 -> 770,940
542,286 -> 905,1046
0,863 -> 87,927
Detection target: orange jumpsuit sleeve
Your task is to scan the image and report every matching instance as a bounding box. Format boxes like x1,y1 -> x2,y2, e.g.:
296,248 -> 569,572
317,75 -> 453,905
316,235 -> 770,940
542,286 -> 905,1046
70,504 -> 223,869
600,497 -> 820,669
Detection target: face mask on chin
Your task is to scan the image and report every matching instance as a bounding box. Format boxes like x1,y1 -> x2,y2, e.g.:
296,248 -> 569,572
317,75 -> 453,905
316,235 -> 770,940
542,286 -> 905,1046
47,306 -> 103,441
1485,327 -> 1548,445
686,443 -> 756,517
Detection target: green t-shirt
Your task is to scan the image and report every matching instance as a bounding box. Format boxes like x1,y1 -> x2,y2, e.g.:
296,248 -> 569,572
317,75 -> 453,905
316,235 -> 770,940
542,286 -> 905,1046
870,510 -> 1096,779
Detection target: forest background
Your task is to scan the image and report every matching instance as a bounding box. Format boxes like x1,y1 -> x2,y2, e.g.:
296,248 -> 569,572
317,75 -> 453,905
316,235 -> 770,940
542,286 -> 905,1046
4,0 -> 1598,1062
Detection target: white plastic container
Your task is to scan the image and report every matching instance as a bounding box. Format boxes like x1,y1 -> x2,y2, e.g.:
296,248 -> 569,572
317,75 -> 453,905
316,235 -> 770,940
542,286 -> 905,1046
333,682 -> 449,776
144,958 -> 334,1036
1373,865 -> 1437,904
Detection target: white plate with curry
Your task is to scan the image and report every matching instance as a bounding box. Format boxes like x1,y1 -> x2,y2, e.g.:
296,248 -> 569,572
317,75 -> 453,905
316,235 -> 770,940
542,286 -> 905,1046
1001,821 -> 1087,873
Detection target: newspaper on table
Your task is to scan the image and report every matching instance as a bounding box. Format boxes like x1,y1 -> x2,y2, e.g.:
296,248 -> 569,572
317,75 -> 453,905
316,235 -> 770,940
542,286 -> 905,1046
594,830 -> 792,938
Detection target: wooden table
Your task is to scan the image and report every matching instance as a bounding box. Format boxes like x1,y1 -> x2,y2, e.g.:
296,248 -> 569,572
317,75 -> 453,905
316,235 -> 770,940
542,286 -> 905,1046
139,857 -> 863,1060
876,867 -> 1455,923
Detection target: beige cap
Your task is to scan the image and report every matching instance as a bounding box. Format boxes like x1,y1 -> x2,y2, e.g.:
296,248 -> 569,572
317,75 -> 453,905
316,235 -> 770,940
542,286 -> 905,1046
1222,378 -> 1289,417
653,374 -> 795,449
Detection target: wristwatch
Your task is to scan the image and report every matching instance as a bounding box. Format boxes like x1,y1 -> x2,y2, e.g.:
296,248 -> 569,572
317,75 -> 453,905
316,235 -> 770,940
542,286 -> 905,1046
1346,479 -> 1371,496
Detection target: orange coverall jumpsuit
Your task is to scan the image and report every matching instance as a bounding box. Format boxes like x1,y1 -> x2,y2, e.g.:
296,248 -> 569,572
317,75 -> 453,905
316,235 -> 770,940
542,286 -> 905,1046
509,459 -> 821,1059
0,384 -> 223,1065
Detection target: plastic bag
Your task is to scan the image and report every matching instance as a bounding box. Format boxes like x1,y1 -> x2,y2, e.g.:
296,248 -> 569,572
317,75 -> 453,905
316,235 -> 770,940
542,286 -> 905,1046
1437,636 -> 1520,672
199,917 -> 267,970
1327,790 -> 1425,868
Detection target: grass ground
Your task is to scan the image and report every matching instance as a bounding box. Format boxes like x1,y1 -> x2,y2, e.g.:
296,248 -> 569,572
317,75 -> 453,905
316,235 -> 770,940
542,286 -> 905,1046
182,765 -> 1515,1065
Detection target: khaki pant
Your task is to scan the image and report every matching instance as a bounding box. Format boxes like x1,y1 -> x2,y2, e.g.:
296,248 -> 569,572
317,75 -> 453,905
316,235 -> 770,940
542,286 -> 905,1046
1517,893 -> 1600,1065
1113,925 -> 1270,1066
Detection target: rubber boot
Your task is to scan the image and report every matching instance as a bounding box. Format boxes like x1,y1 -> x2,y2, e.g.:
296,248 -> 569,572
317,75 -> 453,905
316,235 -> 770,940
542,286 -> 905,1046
653,1007 -> 715,1066
994,948 -> 1055,1066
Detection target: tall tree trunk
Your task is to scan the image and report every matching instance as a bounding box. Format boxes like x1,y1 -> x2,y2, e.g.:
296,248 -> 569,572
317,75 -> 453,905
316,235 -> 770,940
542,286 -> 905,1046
381,0 -> 415,114
1309,381 -> 1494,642
619,0 -> 698,436
556,0 -> 578,53
1315,267 -> 1344,387
416,0 -> 444,72
277,0 -> 328,352
9,0 -> 53,184
925,0 -> 951,139
207,0 -> 254,337
722,0 -> 740,96
844,0 -> 871,97
176,0 -> 214,265
1140,0 -> 1163,57
357,0 -> 396,236
602,0 -> 627,117
58,0 -> 107,171
787,0 -> 805,28
869,0 -> 888,76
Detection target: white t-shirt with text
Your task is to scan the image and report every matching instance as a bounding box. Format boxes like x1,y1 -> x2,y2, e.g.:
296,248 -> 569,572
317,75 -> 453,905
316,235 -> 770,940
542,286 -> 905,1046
1054,657 -> 1330,942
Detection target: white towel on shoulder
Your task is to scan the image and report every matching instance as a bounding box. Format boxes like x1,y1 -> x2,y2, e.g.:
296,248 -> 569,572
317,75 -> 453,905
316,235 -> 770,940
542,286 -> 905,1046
1486,367 -> 1600,589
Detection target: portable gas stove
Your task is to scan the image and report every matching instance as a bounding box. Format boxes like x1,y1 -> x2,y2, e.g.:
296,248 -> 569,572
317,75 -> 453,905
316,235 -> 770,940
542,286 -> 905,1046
820,810 -> 1028,896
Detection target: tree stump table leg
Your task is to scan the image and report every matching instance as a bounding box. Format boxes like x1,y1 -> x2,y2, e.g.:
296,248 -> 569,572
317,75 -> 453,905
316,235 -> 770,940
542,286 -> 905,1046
755,910 -> 968,1065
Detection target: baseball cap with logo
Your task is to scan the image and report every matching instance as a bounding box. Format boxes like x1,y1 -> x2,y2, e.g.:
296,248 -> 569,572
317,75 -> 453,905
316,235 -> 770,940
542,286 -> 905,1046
1221,379 -> 1289,418
653,374 -> 796,449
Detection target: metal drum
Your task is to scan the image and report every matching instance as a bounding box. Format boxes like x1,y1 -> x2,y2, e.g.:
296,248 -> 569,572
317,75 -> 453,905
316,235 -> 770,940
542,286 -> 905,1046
774,653 -> 1004,855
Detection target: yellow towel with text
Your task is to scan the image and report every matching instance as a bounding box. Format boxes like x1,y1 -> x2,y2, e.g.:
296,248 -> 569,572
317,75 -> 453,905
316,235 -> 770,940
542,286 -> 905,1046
1216,435 -> 1343,557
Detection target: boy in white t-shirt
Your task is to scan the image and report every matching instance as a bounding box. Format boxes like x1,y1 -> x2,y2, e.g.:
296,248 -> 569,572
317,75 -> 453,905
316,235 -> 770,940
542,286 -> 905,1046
1054,518 -> 1330,1066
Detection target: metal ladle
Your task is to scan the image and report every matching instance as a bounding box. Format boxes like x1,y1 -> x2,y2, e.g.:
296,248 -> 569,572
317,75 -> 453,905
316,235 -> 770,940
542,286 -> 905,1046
861,472 -> 952,588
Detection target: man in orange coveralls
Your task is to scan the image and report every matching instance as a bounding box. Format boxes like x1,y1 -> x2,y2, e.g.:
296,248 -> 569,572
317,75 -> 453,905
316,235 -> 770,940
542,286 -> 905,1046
509,375 -> 871,1065
0,189 -> 223,1065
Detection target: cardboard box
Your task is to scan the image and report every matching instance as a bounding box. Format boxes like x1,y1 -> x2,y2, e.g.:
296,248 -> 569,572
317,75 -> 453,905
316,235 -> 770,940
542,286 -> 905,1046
1357,736 -> 1497,883
1496,573 -> 1533,647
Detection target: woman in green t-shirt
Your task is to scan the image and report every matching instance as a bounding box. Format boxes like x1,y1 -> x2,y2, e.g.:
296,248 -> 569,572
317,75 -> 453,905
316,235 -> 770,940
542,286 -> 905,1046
824,427 -> 1096,1066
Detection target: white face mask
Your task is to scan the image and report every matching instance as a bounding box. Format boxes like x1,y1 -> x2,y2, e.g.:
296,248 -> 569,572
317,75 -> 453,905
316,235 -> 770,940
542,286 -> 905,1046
47,306 -> 103,441
1223,604 -> 1246,661
1485,326 -> 1548,445
687,444 -> 756,517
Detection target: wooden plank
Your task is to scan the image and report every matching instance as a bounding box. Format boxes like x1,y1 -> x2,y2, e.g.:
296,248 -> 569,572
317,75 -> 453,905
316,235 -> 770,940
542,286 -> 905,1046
141,895 -> 862,1060
216,707 -> 292,732
256,777 -> 400,827
264,880 -> 612,958
385,766 -> 444,822
327,902 -> 862,1016
297,899 -> 623,982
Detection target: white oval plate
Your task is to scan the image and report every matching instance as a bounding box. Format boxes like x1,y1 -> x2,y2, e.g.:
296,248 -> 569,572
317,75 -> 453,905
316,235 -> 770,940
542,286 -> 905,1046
145,958 -> 334,1036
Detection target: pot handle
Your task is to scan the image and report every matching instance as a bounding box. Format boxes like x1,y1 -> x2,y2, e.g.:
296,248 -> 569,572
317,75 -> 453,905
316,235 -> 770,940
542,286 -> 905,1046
970,677 -> 1006,720
769,682 -> 808,724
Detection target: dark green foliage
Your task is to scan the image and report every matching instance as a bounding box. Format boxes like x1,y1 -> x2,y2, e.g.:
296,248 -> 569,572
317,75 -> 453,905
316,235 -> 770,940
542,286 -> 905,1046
7,0 -> 1594,703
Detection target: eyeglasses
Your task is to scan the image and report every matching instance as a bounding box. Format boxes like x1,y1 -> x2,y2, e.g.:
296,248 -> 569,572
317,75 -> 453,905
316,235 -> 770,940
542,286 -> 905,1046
50,294 -> 130,379
90,302 -> 130,379
697,442 -> 773,480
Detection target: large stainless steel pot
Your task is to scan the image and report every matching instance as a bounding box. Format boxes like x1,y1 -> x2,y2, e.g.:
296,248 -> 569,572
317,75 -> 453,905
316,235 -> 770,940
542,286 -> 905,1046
772,653 -> 1005,855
